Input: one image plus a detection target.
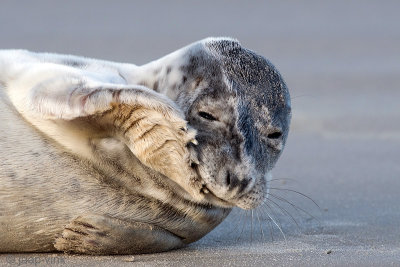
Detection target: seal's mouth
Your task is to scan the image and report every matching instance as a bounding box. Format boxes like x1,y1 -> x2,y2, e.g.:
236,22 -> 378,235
191,163 -> 267,210
192,164 -> 236,208
200,184 -> 235,208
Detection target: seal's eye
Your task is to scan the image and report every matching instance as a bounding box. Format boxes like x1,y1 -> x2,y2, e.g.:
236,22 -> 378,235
268,131 -> 282,139
198,111 -> 217,121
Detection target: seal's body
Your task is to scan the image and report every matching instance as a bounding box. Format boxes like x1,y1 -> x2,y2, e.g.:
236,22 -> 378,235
0,38 -> 291,254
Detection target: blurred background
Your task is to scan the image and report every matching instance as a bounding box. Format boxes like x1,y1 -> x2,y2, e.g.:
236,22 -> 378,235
1,1 -> 399,265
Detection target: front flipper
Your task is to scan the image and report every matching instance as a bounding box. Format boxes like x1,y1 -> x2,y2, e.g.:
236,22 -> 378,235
54,214 -> 185,255
9,72 -> 203,199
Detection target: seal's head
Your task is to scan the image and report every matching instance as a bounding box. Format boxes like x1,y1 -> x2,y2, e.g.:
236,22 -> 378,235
172,38 -> 291,209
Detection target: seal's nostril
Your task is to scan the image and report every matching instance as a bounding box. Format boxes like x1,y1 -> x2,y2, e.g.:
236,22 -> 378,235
224,171 -> 250,194
226,171 -> 231,186
268,131 -> 282,139
225,172 -> 241,189
238,179 -> 249,194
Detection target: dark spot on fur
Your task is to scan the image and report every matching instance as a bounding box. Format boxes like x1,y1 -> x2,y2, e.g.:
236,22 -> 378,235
153,81 -> 159,91
32,152 -> 40,157
153,68 -> 161,75
195,77 -> 203,87
63,60 -> 85,68
182,76 -> 187,83
117,71 -> 127,83
0,81 -> 6,89
112,90 -> 121,99
70,182 -> 81,192
166,66 -> 172,74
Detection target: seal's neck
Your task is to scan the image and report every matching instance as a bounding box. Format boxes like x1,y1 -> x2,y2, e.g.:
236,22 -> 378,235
119,47 -> 190,102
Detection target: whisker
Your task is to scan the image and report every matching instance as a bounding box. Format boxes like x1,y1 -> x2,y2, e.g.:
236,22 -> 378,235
269,193 -> 322,225
267,177 -> 300,184
260,198 -> 283,228
260,204 -> 287,242
268,187 -> 321,210
255,209 -> 265,242
268,193 -> 303,218
236,210 -> 248,242
262,203 -> 284,232
291,94 -> 317,100
268,216 -> 274,241
264,197 -> 300,230
229,209 -> 246,236
251,210 -> 254,243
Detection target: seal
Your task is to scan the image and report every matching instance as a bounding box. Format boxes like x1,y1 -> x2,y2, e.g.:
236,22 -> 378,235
0,37 -> 291,255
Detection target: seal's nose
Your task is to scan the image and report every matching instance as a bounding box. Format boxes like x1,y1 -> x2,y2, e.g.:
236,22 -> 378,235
225,171 -> 249,196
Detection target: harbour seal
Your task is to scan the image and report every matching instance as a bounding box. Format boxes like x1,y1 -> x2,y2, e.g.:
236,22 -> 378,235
0,37 -> 291,255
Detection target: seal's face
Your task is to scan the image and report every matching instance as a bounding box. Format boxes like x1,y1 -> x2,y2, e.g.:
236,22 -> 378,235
175,38 -> 291,210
